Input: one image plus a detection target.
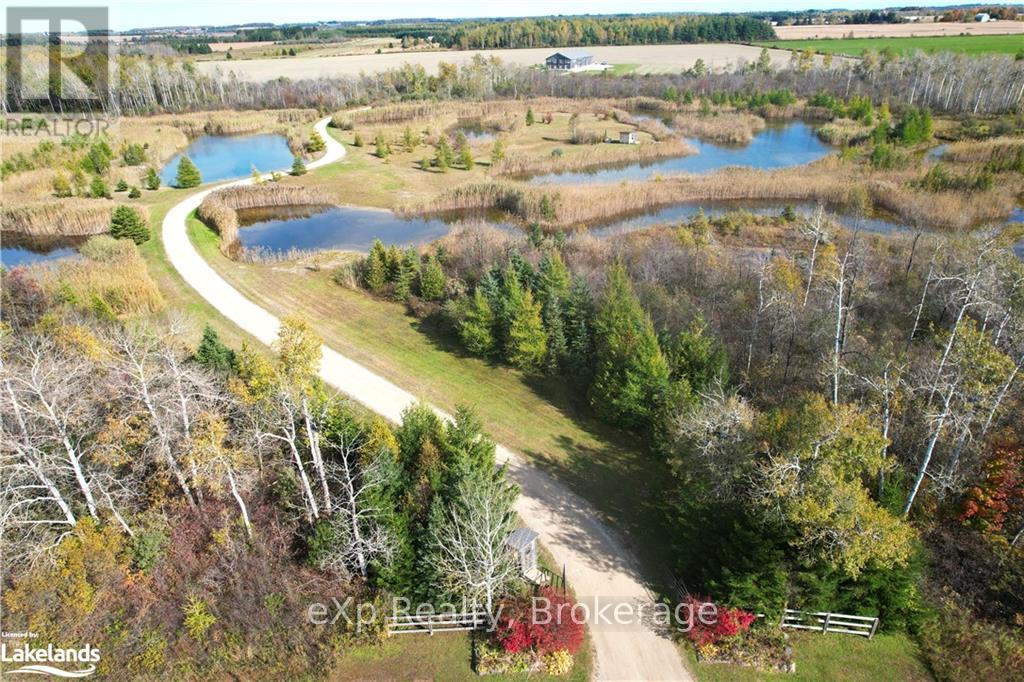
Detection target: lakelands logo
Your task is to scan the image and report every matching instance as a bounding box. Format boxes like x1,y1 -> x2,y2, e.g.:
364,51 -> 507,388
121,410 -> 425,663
1,642 -> 100,678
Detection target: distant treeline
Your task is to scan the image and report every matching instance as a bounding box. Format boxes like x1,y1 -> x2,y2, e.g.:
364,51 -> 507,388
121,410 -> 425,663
436,15 -> 777,49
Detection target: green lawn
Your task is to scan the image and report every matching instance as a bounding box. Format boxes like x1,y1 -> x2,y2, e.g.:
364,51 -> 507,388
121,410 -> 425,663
756,33 -> 1023,57
332,632 -> 592,681
685,632 -> 932,682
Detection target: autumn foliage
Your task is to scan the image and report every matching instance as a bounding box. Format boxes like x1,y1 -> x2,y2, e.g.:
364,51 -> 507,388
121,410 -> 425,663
680,595 -> 756,647
961,441 -> 1024,536
496,588 -> 585,655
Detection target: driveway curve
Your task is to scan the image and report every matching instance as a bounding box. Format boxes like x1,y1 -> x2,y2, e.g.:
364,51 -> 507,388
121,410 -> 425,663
162,116 -> 691,682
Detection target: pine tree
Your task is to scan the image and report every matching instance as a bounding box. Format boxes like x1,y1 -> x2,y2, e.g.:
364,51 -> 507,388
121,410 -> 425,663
563,275 -> 594,379
589,265 -> 670,429
291,155 -> 307,176
435,137 -> 453,172
109,205 -> 151,244
175,155 -> 201,188
403,126 -> 419,150
459,145 -> 474,170
363,240 -> 389,291
543,295 -> 568,374
538,250 -> 570,307
128,186 -> 142,198
507,289 -> 547,372
115,178 -> 129,192
145,167 -> 161,190
459,288 -> 496,356
526,107 -> 535,126
194,324 -> 236,372
418,254 -> 445,301
374,131 -> 391,158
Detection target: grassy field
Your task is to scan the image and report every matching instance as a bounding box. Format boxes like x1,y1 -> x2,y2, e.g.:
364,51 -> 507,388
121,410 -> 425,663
685,632 -> 932,681
756,33 -> 1024,56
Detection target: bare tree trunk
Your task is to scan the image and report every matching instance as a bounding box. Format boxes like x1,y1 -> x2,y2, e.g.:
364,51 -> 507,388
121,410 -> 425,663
302,398 -> 332,514
226,467 -> 253,539
904,379 -> 958,516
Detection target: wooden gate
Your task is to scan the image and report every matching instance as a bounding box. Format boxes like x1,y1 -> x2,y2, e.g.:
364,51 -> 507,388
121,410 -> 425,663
386,610 -> 491,635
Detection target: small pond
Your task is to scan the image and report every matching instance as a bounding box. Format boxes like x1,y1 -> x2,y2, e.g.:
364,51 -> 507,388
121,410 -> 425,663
450,120 -> 498,142
1,234 -> 85,268
161,134 -> 294,186
236,204 -> 513,255
528,121 -> 830,185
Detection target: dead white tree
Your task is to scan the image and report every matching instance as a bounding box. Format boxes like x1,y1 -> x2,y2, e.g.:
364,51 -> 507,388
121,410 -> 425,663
315,435 -> 394,579
427,470 -> 520,615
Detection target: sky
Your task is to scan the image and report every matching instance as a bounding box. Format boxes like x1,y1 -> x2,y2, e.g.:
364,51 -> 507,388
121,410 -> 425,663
2,0 -> 915,33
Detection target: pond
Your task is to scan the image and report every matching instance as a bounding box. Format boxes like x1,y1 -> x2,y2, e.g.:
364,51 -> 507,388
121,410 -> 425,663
450,120 -> 497,142
161,134 -> 294,186
527,121 -> 830,185
236,204 -> 512,255
1,234 -> 85,268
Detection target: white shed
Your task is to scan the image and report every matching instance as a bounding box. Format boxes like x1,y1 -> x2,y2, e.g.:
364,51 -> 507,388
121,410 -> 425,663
505,528 -> 547,585
619,130 -> 638,144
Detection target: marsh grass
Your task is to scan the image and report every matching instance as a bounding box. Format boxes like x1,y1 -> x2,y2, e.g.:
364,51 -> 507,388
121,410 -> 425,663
491,137 -> 694,177
672,113 -> 767,144
2,200 -> 114,237
197,184 -> 331,255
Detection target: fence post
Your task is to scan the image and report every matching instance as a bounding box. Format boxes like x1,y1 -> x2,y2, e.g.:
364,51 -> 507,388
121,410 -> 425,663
561,564 -> 566,595
869,617 -> 879,639
822,612 -> 831,633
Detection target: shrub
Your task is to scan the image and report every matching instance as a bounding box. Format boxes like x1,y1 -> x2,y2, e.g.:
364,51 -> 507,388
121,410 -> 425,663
122,142 -> 146,165
306,130 -> 326,153
129,528 -> 167,572
53,172 -> 73,197
680,595 -> 756,648
182,595 -> 217,640
543,649 -> 574,676
476,642 -> 532,675
145,167 -> 161,190
90,175 -> 111,198
128,186 -> 141,198
495,588 -> 586,656
109,205 -> 151,244
115,178 -> 129,192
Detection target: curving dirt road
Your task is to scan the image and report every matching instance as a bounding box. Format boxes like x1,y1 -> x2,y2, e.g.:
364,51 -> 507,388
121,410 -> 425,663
162,116 -> 691,681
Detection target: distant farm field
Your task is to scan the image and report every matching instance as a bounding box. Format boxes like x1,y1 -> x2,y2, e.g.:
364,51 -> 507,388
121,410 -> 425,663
195,43 -> 822,81
773,21 -> 1024,40
757,33 -> 1024,57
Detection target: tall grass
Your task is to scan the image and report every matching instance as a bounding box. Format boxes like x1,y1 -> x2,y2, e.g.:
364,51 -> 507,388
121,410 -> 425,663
942,137 -> 1024,164
41,235 -> 163,317
2,200 -> 113,236
672,113 -> 767,144
197,185 -> 331,256
491,137 -> 694,177
817,119 -> 872,146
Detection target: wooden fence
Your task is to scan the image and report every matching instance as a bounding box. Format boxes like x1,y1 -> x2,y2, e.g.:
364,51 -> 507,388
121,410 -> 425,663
386,610 -> 491,636
780,609 -> 879,638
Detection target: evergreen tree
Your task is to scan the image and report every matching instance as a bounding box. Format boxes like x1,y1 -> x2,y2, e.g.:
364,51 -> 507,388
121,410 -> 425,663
403,126 -> 419,150
306,130 -> 326,153
435,137 -> 453,172
363,240 -> 389,291
109,205 -> 151,244
128,186 -> 141,199
384,245 -> 402,282
543,295 -> 568,374
90,175 -> 111,199
526,107 -> 535,126
418,254 -> 445,301
588,265 -> 670,429
563,276 -> 595,379
291,155 -> 307,176
459,145 -> 474,170
506,289 -> 547,372
664,315 -> 730,394
145,167 -> 161,190
194,324 -> 236,372
459,288 -> 496,356
393,248 -> 420,301
175,155 -> 201,188
490,138 -> 505,165
538,250 -> 570,307
374,131 -> 391,158
115,178 -> 129,192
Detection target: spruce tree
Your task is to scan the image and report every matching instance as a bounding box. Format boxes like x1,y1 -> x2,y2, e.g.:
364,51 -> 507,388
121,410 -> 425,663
393,248 -> 420,301
459,145 -> 474,170
490,138 -> 505,165
175,155 -> 201,188
90,175 -> 110,198
363,240 -> 389,291
543,295 -> 568,374
109,205 -> 151,244
589,265 -> 670,429
145,167 -> 161,190
115,178 -> 129,192
194,324 -> 236,372
538,250 -> 570,307
526,107 -> 535,126
291,155 -> 307,176
128,186 -> 142,199
563,276 -> 594,379
418,254 -> 445,301
459,288 -> 496,356
507,289 -> 547,372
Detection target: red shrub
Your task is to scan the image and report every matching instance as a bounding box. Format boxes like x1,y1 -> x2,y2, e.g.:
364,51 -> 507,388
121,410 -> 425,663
495,588 -> 585,655
680,595 -> 756,647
